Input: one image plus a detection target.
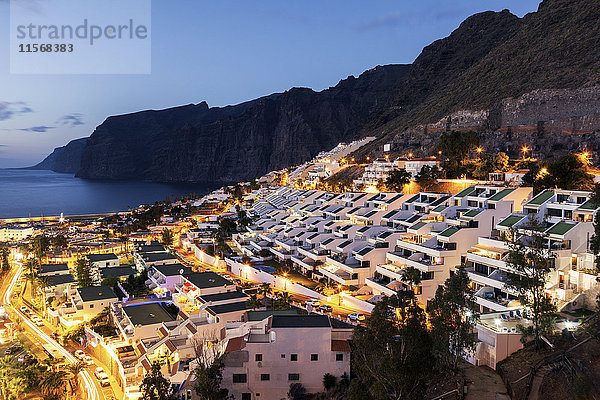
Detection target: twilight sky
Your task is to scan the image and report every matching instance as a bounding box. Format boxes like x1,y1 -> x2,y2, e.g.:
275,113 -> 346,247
0,0 -> 541,168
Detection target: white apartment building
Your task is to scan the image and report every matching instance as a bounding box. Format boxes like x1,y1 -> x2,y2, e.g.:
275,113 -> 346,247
222,314 -> 352,400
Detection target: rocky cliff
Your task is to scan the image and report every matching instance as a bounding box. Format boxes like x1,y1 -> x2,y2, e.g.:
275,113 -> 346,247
36,0 -> 600,182
31,137 -> 87,173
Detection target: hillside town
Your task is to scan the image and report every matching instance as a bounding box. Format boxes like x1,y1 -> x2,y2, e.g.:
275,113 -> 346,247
1,136 -> 600,400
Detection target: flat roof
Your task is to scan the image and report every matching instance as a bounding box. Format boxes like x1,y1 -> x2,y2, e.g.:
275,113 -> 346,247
86,253 -> 118,262
247,310 -> 300,321
123,303 -> 175,326
578,200 -> 599,211
40,263 -> 69,274
185,272 -> 232,289
46,273 -> 76,286
99,266 -> 136,279
409,221 -> 426,231
77,286 -> 118,302
142,252 -> 178,262
197,291 -> 248,303
271,315 -> 331,328
206,302 -> 249,316
153,263 -> 193,276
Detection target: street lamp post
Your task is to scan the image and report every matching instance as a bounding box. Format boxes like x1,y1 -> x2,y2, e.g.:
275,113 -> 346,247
338,284 -> 342,306
283,272 -> 287,291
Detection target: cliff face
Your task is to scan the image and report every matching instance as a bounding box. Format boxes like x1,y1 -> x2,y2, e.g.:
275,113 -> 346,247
37,0 -> 600,182
30,137 -> 88,173
75,65 -> 410,182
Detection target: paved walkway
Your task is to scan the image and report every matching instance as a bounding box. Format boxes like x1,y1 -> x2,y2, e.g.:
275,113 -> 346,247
463,364 -> 510,400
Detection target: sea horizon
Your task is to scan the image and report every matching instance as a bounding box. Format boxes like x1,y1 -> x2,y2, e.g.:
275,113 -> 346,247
0,169 -> 216,219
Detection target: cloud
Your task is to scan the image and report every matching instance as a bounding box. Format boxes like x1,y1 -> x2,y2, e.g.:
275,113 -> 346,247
0,101 -> 34,121
357,12 -> 406,32
357,7 -> 467,32
19,126 -> 55,133
56,113 -> 85,127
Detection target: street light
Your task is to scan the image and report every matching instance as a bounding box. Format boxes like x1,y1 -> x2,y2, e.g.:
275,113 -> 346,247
521,146 -> 529,159
283,272 -> 288,291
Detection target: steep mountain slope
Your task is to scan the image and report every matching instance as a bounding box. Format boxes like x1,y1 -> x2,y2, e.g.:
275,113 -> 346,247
30,137 -> 88,173
36,0 -> 600,182
75,64 -> 410,182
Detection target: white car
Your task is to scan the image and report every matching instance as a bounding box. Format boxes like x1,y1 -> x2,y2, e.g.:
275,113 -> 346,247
348,312 -> 366,322
94,367 -> 105,379
96,372 -> 109,383
84,355 -> 93,365
19,306 -> 29,313
74,350 -> 85,360
304,299 -> 320,308
99,376 -> 111,387
35,319 -> 44,326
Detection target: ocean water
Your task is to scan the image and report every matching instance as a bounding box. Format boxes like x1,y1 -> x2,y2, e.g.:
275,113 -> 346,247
0,169 -> 215,218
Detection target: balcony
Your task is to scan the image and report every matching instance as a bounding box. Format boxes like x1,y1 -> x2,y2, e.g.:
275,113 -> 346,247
326,254 -> 366,273
466,267 -> 514,292
365,276 -> 399,297
318,265 -> 358,286
386,252 -> 444,272
474,287 -> 519,312
290,255 -> 321,271
376,263 -> 405,281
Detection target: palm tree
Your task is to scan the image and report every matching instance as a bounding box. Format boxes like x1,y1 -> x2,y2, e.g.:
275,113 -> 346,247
118,235 -> 129,253
258,283 -> 273,308
40,369 -> 69,399
65,362 -> 85,396
0,356 -> 14,400
36,275 -> 50,314
276,291 -> 292,310
246,293 -> 261,310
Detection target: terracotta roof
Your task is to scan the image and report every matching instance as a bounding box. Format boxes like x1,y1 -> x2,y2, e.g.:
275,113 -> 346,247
165,340 -> 176,353
225,336 -> 246,353
141,358 -> 151,371
331,340 -> 351,352
136,342 -> 147,356
185,323 -> 197,334
178,310 -> 189,320
158,326 -> 168,338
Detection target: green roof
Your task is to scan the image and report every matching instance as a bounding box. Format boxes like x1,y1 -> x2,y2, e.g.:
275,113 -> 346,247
546,222 -> 576,236
578,200 -> 599,211
438,227 -> 460,238
488,188 -> 515,202
454,187 -> 475,198
463,209 -> 482,218
498,215 -> 524,228
526,190 -> 554,206
409,222 -> 426,231
432,205 -> 447,213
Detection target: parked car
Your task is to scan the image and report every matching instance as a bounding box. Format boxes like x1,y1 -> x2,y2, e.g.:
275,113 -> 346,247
348,312 -> 366,322
74,350 -> 85,360
35,319 -> 44,326
318,305 -> 333,313
19,306 -> 29,313
84,355 -> 93,365
100,376 -> 111,387
94,367 -> 105,379
305,299 -> 320,308
233,279 -> 241,285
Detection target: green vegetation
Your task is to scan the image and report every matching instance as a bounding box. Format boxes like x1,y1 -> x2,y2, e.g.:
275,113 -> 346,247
522,154 -> 595,193
429,268 -> 479,370
75,257 -> 93,288
349,291 -> 432,400
437,131 -> 479,178
385,168 -> 412,192
415,165 -> 442,191
140,360 -> 177,400
506,217 -> 556,349
160,228 -> 174,246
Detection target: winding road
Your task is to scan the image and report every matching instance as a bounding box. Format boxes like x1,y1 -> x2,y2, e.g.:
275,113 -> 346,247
2,263 -> 100,400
